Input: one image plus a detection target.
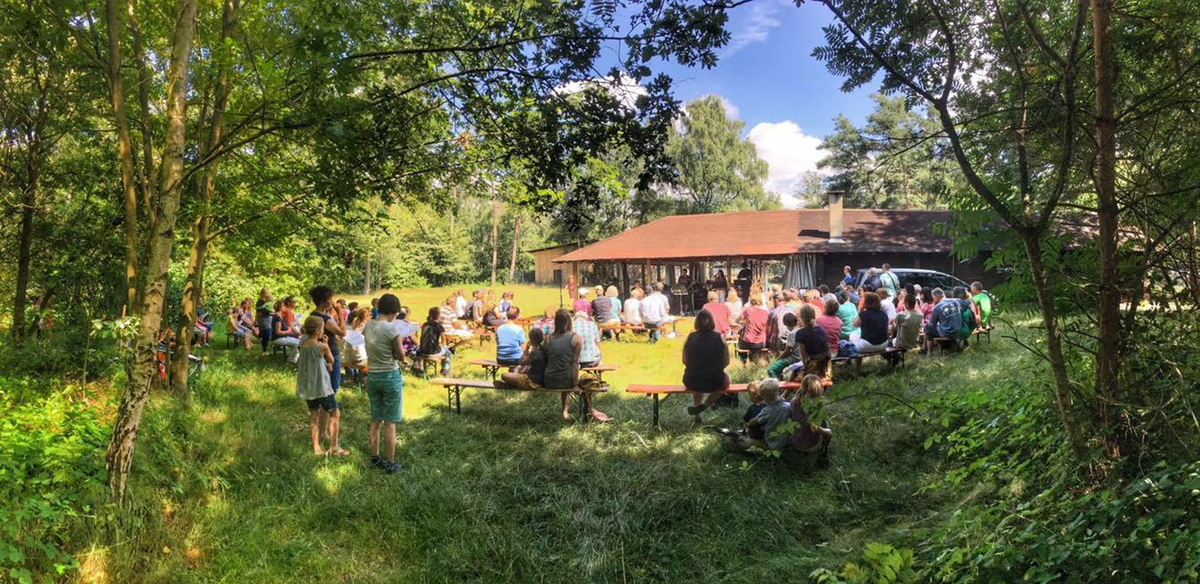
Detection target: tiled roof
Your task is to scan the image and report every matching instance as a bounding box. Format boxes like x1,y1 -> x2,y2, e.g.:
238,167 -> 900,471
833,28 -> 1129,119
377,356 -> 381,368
553,209 -> 954,263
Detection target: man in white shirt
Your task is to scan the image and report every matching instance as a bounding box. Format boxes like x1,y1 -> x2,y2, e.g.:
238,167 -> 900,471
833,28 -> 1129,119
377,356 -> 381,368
640,283 -> 671,342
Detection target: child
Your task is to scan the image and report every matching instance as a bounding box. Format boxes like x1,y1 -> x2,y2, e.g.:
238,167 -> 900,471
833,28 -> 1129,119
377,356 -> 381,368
418,307 -> 452,377
789,374 -> 832,456
342,308 -> 370,384
766,312 -> 800,379
296,315 -> 346,456
497,327 -> 547,390
730,378 -> 791,452
363,294 -> 417,474
742,381 -> 766,442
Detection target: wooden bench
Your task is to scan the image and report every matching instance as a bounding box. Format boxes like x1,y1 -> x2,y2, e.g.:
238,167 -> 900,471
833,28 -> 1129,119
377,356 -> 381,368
973,327 -> 993,344
735,347 -> 771,364
599,322 -> 647,341
831,347 -> 909,376
931,337 -> 966,355
411,353 -> 447,378
225,330 -> 246,349
626,381 -> 801,426
429,377 -> 608,422
470,359 -> 618,383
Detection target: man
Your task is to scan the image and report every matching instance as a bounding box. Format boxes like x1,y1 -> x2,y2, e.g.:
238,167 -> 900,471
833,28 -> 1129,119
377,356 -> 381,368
971,281 -> 993,330
924,288 -> 964,353
495,307 -> 526,367
879,263 -> 900,297
701,290 -> 731,337
863,267 -> 882,291
890,294 -> 923,350
841,265 -> 854,287
640,283 -> 671,342
734,262 -> 753,304
677,270 -> 694,313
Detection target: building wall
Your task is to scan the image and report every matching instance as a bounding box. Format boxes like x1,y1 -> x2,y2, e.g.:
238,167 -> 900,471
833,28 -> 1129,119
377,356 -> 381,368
531,248 -> 568,285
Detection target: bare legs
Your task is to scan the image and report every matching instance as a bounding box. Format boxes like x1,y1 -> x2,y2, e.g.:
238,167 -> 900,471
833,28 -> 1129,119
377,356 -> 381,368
311,408 -> 343,455
369,420 -> 397,462
559,392 -> 610,422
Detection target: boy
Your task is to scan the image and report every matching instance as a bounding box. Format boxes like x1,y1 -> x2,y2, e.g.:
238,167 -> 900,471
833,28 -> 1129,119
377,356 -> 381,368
766,312 -> 801,379
363,294 -> 418,474
890,294 -> 923,350
744,379 -> 792,451
970,281 -> 992,330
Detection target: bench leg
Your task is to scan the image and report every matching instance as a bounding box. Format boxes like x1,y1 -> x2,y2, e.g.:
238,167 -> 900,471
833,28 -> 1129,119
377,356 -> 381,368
455,386 -> 461,414
652,394 -> 660,426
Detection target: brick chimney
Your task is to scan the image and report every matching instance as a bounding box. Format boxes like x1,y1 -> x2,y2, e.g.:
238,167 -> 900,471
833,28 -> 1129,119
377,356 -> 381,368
828,190 -> 844,242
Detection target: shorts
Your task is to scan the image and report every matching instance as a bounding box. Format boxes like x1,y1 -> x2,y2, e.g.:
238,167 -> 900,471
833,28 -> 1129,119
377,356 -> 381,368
504,374 -> 541,390
306,394 -> 338,413
738,340 -> 765,351
367,369 -> 403,423
497,357 -> 522,367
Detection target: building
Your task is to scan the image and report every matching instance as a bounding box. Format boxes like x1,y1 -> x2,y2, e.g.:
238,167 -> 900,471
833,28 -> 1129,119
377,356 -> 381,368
551,193 -> 991,292
528,243 -> 590,286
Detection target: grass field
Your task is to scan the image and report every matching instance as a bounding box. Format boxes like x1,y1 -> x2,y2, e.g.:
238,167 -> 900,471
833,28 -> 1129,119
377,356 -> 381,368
81,285 -> 1030,583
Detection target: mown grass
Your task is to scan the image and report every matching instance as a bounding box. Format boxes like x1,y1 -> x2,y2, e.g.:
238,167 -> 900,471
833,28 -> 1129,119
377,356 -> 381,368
78,285 -> 1035,583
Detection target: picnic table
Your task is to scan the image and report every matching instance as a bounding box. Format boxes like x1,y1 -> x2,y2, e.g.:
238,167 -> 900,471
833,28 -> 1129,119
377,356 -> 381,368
429,377 -> 608,422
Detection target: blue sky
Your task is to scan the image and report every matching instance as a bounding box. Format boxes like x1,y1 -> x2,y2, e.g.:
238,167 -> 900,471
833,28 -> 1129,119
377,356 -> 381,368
647,0 -> 882,206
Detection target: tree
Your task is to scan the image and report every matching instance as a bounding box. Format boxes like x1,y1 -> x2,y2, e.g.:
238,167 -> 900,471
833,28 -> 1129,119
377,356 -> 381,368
665,95 -> 771,213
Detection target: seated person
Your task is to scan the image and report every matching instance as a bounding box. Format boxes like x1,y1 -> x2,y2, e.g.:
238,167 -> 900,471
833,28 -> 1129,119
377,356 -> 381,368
836,291 -> 859,340
193,308 -> 213,347
341,308 -> 370,380
789,374 -> 832,455
573,310 -> 602,368
851,292 -> 889,353
497,328 -> 547,390
766,312 -> 801,380
877,288 -> 897,323
794,304 -> 831,378
681,309 -> 731,418
815,299 -> 843,359
499,291 -> 516,314
701,290 -> 731,336
591,286 -> 617,325
271,301 -> 302,364
605,286 -> 623,321
534,306 -> 556,336
418,307 -> 452,376
890,294 -> 923,350
743,381 -> 766,441
924,288 -> 965,353
572,289 -> 593,317
736,297 -> 770,352
736,379 -> 792,452
495,307 -> 527,367
970,281 -> 992,330
226,308 -> 253,351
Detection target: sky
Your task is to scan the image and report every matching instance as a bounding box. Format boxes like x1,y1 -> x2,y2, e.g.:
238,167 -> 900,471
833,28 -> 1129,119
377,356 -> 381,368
646,0 -> 881,207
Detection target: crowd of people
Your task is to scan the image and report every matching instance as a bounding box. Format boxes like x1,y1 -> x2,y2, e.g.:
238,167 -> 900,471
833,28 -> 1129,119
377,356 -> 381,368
215,263 -> 992,467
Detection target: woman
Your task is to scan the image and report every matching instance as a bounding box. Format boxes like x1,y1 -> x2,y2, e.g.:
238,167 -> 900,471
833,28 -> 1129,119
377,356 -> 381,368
418,307 -> 452,377
724,289 -> 743,328
566,274 -> 578,304
605,286 -> 623,320
852,291 -> 889,353
712,269 -> 728,302
623,288 -> 643,326
920,288 -> 936,325
542,309 -> 610,422
681,309 -> 731,417
481,295 -> 504,328
535,306 -> 557,335
815,299 -> 843,358
737,297 -> 769,352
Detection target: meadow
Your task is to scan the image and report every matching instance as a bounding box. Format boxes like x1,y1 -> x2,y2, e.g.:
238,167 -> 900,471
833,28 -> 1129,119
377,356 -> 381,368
48,285 -> 1034,582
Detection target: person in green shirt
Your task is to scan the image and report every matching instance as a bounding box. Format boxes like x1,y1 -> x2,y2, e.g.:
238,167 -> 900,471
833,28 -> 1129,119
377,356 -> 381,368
970,281 -> 992,329
835,291 -> 859,340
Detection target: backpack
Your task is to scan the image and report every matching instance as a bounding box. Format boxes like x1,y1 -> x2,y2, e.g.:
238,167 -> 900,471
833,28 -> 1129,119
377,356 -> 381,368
837,339 -> 859,358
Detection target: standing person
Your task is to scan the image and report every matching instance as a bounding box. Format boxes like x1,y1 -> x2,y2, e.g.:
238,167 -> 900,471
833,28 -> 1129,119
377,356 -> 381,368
255,288 -> 272,313
737,297 -> 770,353
623,288 -> 643,327
418,307 -> 453,377
566,274 -> 578,304
712,269 -> 728,302
573,311 -> 602,367
542,309 -> 610,421
879,263 -> 900,298
495,307 -> 527,367
734,262 -> 753,305
640,283 -> 670,342
296,315 -> 346,456
841,265 -> 855,287
309,285 -> 346,394
498,328 -> 547,390
701,290 -> 731,336
681,309 -> 731,418
363,294 -> 417,474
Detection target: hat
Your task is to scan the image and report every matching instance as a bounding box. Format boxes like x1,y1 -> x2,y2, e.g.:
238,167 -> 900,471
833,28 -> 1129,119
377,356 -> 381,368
579,288 -> 590,297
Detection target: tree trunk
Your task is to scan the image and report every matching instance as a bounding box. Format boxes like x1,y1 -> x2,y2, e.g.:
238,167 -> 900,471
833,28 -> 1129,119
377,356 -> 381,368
13,132 -> 41,344
106,0 -> 198,504
508,213 -> 521,281
363,257 -> 372,295
128,0 -> 156,230
490,189 -> 499,286
106,0 -> 143,314
170,0 -> 239,392
1022,233 -> 1084,453
1092,0 -> 1121,456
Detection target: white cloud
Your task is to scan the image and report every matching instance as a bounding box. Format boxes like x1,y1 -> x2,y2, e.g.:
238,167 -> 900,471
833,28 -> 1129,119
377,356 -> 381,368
716,95 -> 740,119
747,121 -> 828,208
555,73 -> 647,110
721,0 -> 786,56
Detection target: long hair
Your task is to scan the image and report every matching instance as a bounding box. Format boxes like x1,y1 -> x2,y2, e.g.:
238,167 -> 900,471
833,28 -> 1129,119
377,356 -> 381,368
694,309 -> 716,332
553,309 -> 573,335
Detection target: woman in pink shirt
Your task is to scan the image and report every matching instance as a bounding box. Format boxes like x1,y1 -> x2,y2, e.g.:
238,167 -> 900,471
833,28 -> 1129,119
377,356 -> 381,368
815,298 -> 844,356
737,297 -> 770,351
701,290 -> 732,336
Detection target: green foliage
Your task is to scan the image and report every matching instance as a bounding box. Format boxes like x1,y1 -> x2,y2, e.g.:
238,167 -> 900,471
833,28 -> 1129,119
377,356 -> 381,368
810,543 -> 918,584
0,381 -> 107,583
665,95 -> 773,213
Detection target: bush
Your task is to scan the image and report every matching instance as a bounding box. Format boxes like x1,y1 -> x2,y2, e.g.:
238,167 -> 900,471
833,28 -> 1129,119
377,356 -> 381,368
0,380 -> 108,583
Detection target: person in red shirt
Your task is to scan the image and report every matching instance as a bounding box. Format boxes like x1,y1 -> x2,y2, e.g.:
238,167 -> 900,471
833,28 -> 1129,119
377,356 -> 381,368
737,297 -> 770,351
701,291 -> 731,336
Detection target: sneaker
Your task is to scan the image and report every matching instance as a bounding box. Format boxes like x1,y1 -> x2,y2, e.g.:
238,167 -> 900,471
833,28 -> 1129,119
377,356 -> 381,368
384,461 -> 403,474
370,455 -> 387,470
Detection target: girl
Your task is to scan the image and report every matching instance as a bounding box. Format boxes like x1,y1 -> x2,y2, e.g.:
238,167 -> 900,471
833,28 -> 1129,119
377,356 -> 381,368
418,307 -> 452,377
535,306 -> 557,336
498,327 -> 547,390
789,374 -> 832,455
296,315 -> 346,456
342,308 -> 370,384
